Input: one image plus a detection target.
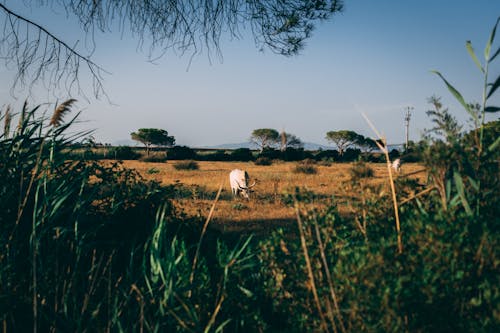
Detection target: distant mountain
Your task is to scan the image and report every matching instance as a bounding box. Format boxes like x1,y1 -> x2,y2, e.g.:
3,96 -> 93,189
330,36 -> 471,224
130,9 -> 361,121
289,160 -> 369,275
200,141 -> 331,151
109,140 -> 403,151
112,139 -> 136,146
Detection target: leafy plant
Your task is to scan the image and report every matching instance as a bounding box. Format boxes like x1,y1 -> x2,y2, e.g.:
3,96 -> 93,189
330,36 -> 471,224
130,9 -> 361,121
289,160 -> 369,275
173,160 -> 199,170
254,156 -> 273,165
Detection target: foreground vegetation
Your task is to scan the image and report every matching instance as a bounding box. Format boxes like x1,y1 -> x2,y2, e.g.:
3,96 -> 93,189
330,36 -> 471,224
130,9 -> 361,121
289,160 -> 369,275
1,20 -> 499,332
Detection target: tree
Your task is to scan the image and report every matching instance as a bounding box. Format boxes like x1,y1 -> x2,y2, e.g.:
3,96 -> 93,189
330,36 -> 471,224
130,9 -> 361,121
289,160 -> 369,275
0,1 -> 344,98
131,128 -> 175,156
250,128 -> 280,152
279,131 -> 303,151
356,135 -> 379,152
325,130 -> 363,156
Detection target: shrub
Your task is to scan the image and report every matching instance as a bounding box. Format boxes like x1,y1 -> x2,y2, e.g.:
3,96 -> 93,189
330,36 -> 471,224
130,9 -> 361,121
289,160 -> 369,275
258,147 -> 280,160
168,145 -> 197,160
338,148 -> 361,162
147,167 -> 160,174
314,149 -> 339,161
140,152 -> 168,162
201,150 -> 228,161
230,148 -> 254,161
254,157 -> 273,165
280,147 -> 311,161
109,145 -> 141,160
173,160 -> 199,170
389,148 -> 401,160
293,163 -> 317,174
350,160 -> 374,179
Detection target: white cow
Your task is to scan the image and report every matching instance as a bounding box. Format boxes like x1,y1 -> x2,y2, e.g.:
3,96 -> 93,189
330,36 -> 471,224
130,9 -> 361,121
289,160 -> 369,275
229,169 -> 256,199
391,158 -> 401,173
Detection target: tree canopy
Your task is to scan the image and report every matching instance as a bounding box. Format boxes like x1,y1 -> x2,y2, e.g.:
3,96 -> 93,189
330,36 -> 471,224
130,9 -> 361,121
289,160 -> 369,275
325,130 -> 364,155
0,1 -> 343,98
250,128 -> 280,152
131,128 -> 175,156
279,131 -> 304,151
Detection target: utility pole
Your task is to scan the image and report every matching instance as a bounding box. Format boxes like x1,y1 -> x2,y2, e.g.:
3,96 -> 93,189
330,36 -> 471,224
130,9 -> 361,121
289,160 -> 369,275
404,106 -> 413,151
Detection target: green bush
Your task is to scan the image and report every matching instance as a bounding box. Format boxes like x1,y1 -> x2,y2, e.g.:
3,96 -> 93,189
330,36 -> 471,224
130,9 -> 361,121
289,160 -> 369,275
173,160 -> 199,170
350,160 -> 374,179
140,152 -> 168,162
230,148 -> 254,161
254,156 -> 273,165
294,163 -> 317,174
147,167 -> 160,174
109,145 -> 141,160
168,145 -> 198,160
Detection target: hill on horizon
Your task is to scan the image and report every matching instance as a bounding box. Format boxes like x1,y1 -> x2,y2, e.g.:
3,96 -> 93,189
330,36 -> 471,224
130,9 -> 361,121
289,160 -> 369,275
200,141 -> 331,151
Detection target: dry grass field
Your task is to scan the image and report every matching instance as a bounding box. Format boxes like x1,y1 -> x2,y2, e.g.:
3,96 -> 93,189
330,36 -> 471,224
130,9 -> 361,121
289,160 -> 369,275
118,160 -> 427,235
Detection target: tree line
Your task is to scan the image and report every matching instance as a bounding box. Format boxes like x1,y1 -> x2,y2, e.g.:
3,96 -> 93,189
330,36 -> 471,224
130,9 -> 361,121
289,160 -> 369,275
130,127 -> 380,156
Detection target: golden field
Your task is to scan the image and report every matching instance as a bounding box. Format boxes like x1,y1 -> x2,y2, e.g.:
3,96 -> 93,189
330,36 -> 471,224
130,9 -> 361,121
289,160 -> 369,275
118,160 -> 427,234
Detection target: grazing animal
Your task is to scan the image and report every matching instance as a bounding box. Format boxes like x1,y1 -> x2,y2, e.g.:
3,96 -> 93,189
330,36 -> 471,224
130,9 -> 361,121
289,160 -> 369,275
391,158 -> 401,173
229,169 -> 256,199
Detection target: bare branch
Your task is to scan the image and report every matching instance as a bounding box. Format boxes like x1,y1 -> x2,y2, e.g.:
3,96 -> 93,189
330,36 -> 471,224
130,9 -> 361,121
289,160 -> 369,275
1,1 -> 343,99
0,2 -> 108,99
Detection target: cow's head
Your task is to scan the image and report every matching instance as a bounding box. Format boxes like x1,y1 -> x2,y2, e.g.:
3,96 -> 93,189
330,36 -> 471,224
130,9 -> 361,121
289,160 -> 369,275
237,180 -> 256,199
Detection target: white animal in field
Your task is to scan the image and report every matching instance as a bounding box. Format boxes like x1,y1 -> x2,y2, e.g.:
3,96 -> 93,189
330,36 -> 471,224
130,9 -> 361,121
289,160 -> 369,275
229,169 -> 256,199
391,158 -> 401,173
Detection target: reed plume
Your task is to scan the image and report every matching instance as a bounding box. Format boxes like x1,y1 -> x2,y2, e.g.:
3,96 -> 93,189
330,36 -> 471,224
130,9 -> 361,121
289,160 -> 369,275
50,99 -> 77,127
17,100 -> 28,132
3,105 -> 11,138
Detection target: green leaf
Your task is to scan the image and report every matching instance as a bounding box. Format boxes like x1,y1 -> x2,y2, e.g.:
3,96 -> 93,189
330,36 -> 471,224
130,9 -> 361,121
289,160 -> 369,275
453,171 -> 473,216
485,17 -> 500,61
467,176 -> 480,191
238,285 -> 254,297
485,106 -> 500,112
491,45 -> 500,62
487,74 -> 500,99
488,136 -> 500,152
466,41 -> 484,73
431,70 -> 471,113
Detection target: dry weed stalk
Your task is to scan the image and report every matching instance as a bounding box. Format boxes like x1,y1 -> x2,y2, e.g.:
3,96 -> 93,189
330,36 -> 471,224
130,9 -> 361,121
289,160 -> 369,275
293,199 -> 329,332
130,284 -> 145,333
312,214 -> 347,333
399,186 -> 437,206
362,113 -> 403,254
189,182 -> 223,285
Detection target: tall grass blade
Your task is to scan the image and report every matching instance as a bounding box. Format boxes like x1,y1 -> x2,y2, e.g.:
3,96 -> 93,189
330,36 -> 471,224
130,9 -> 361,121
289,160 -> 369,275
453,171 -> 473,216
431,70 -> 471,113
485,17 -> 499,61
486,74 -> 500,99
490,45 -> 500,62
189,182 -> 223,285
488,136 -> 500,151
484,106 -> 500,112
466,41 -> 484,73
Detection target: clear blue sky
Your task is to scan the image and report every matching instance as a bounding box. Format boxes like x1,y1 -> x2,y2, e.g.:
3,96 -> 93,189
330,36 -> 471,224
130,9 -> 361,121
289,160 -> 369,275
1,0 -> 499,147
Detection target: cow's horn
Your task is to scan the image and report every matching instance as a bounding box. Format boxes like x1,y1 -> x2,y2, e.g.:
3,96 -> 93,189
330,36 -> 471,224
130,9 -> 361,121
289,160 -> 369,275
248,181 -> 256,188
